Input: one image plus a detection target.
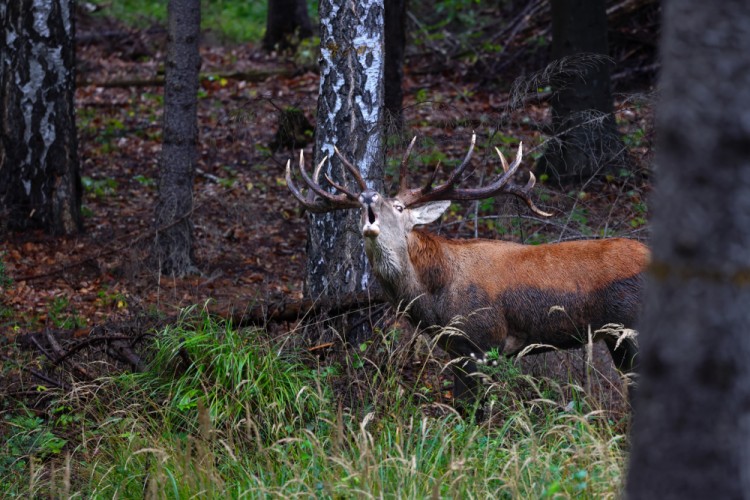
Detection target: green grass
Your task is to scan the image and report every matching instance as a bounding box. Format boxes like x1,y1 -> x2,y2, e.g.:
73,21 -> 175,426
0,308 -> 626,498
87,0 -> 318,43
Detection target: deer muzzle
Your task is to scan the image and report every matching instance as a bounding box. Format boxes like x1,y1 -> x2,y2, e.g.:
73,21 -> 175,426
359,190 -> 381,238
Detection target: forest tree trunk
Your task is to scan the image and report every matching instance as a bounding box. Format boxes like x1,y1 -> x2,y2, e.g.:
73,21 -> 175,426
152,0 -> 201,276
626,2 -> 750,498
263,0 -> 313,52
0,0 -> 81,235
307,0 -> 386,344
539,0 -> 623,184
384,0 -> 407,132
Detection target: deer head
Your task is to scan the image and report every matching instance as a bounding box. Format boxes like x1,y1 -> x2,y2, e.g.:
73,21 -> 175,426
286,134 -> 551,249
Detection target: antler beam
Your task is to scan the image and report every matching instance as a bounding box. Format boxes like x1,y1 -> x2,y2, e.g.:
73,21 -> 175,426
396,135 -> 551,217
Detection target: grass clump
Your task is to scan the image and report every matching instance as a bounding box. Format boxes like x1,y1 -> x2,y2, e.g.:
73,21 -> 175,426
1,309 -> 628,497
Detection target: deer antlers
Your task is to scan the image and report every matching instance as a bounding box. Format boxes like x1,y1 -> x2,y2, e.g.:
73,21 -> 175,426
397,133 -> 552,217
285,149 -> 362,212
286,134 -> 551,217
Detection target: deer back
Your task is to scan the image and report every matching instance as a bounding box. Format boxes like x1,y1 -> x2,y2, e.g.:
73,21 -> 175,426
400,230 -> 649,358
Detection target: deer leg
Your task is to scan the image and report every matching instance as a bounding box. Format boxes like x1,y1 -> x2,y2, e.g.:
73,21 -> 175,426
604,335 -> 639,404
604,336 -> 638,373
451,358 -> 484,419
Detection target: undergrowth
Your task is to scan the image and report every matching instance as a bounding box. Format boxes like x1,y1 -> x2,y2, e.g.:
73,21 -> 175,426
0,309 -> 626,498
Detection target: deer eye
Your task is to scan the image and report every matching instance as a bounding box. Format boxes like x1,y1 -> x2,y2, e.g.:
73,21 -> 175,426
394,204 -> 404,213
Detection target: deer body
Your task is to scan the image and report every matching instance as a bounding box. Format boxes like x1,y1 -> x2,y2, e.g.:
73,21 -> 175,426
369,230 -> 647,360
287,135 -> 648,407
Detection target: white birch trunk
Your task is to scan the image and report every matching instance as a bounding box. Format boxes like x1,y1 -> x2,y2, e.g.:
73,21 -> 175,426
306,0 -> 385,331
0,0 -> 81,234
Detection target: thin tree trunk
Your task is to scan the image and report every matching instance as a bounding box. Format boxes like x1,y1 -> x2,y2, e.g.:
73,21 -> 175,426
307,0 -> 386,344
153,0 -> 201,276
263,0 -> 313,52
384,0 -> 407,132
539,0 -> 623,184
626,2 -> 750,498
0,0 -> 81,235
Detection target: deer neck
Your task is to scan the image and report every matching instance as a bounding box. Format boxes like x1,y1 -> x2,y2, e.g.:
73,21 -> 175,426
364,229 -> 451,305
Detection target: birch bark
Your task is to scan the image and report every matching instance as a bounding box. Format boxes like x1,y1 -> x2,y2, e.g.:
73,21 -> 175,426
0,0 -> 81,235
306,0 -> 386,339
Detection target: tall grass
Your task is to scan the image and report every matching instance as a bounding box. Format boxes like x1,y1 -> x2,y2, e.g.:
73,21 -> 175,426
1,309 -> 627,498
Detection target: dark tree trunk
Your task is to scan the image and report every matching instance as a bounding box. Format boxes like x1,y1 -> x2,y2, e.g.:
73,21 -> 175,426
307,0 -> 385,344
384,0 -> 407,132
262,0 -> 313,52
0,0 -> 81,235
539,0 -> 623,184
626,2 -> 750,498
152,0 -> 201,276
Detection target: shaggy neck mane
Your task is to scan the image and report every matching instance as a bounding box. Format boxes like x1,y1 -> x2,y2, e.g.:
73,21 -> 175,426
407,229 -> 452,293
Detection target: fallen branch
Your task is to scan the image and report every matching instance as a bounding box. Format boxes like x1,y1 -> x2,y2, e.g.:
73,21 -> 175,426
0,353 -> 72,391
15,327 -> 153,377
53,333 -> 154,366
78,68 -> 297,89
107,340 -> 146,372
223,292 -> 387,327
44,330 -> 92,381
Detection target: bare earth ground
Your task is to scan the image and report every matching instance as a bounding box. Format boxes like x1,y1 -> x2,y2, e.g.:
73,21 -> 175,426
0,21 -> 654,419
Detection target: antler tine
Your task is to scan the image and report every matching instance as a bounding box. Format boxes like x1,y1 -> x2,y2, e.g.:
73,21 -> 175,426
333,146 -> 368,191
451,141 -> 551,216
286,150 -> 361,213
444,131 -> 477,185
398,132 -> 477,206
312,154 -> 327,183
499,172 -> 553,217
286,159 -> 329,212
425,160 -> 441,193
497,146 -> 510,172
398,136 -> 418,194
324,173 -> 359,199
297,150 -> 336,201
399,139 -> 551,217
493,142 -> 523,179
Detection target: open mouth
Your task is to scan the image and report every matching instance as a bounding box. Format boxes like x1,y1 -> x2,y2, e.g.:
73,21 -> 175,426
362,205 -> 380,237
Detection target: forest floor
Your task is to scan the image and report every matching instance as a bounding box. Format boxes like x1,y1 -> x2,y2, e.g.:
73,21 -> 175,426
1,14 -> 655,417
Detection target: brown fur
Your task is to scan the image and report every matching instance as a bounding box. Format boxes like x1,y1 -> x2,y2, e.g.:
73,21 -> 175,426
409,230 -> 648,294
400,229 -> 649,408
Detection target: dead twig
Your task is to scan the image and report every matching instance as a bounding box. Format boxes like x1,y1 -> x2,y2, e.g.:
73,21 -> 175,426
53,333 -> 154,366
308,342 -> 334,352
0,352 -> 72,391
44,330 -> 93,381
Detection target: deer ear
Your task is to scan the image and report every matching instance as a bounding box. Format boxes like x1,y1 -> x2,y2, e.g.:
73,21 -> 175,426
411,201 -> 451,225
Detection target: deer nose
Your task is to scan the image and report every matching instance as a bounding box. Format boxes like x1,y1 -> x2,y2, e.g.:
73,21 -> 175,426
359,190 -> 379,206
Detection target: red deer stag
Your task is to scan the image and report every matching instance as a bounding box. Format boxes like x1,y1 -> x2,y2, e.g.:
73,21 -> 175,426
286,135 -> 649,408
